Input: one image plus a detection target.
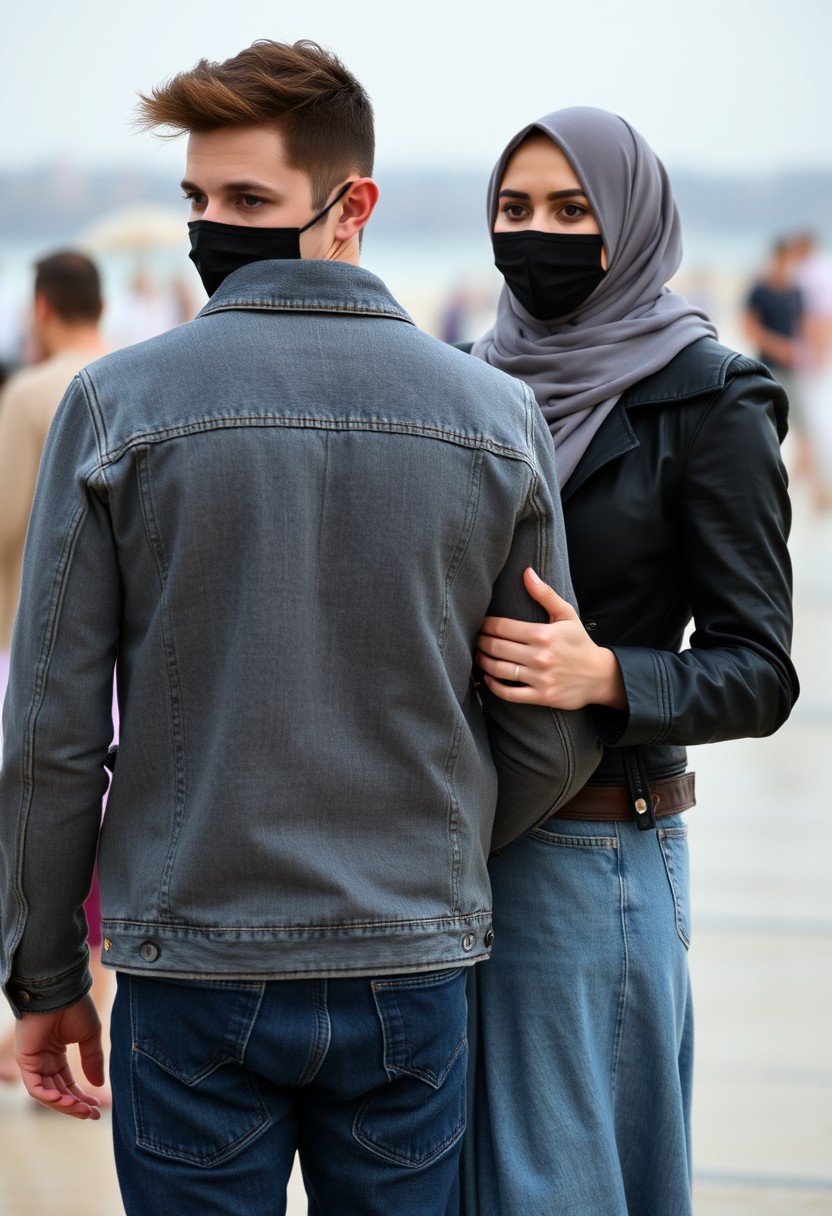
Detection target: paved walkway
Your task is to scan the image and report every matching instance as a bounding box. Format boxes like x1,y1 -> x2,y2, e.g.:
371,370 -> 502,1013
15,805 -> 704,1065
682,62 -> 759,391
0,480 -> 830,1215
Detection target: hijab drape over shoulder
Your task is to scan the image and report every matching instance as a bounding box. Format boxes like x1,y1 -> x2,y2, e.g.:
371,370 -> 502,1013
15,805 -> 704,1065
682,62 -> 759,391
472,107 -> 716,487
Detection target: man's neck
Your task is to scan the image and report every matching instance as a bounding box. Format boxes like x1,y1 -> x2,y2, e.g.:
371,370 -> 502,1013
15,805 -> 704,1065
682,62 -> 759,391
41,324 -> 107,360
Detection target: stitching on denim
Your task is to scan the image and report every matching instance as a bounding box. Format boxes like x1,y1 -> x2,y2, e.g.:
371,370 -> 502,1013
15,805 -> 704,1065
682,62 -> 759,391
9,495 -> 89,962
200,301 -> 413,322
442,722 -> 464,916
135,447 -> 187,921
438,448 -> 483,656
128,976 -> 271,1165
96,416 -> 533,469
371,968 -> 464,993
527,829 -> 619,848
352,1058 -> 465,1167
658,827 -> 691,949
104,911 -> 491,933
297,979 -> 331,1086
610,822 -> 628,1103
79,368 -> 109,460
438,448 -> 485,916
136,1101 -> 270,1167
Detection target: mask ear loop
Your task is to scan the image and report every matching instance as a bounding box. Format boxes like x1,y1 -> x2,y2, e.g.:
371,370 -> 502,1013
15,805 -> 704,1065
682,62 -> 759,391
299,181 -> 355,233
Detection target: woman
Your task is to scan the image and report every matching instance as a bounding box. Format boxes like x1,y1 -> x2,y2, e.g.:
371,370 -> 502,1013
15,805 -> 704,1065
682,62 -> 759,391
462,108 -> 798,1216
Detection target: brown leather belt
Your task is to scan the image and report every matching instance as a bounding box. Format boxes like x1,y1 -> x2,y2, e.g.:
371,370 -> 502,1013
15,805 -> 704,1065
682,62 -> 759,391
551,773 -> 695,822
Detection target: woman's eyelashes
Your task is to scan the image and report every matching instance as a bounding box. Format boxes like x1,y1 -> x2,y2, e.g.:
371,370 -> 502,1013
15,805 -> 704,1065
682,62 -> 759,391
499,199 -> 592,226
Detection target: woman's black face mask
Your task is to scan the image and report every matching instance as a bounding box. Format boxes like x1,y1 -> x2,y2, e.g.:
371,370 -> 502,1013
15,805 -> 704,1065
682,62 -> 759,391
492,230 -> 606,321
188,182 -> 353,297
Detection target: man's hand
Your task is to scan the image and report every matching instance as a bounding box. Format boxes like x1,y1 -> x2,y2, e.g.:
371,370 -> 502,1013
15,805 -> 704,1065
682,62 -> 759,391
15,993 -> 104,1120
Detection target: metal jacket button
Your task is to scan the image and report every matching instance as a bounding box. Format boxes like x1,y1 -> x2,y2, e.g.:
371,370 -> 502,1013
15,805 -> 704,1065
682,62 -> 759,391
484,929 -> 494,948
139,941 -> 160,962
461,933 -> 475,952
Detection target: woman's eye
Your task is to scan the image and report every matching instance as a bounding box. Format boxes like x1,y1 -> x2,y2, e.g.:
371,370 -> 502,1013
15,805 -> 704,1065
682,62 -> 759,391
561,203 -> 587,220
502,204 -> 527,220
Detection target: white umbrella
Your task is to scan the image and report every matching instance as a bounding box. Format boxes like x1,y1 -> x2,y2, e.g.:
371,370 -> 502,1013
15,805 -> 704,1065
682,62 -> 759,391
79,205 -> 188,254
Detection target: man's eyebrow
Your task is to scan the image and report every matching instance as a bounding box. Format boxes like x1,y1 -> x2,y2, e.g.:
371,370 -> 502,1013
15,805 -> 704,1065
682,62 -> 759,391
179,179 -> 275,194
497,188 -> 588,201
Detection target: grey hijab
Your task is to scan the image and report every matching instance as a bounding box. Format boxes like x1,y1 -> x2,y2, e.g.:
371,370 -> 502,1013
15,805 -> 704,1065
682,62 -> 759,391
472,107 -> 716,487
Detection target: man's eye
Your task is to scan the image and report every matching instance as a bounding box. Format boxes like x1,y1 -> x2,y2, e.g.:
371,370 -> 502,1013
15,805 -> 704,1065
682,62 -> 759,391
241,195 -> 263,208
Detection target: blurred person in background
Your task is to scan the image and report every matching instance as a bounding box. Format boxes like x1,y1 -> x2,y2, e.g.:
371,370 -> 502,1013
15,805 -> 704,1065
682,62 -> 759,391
105,268 -> 183,349
742,237 -> 829,507
0,40 -> 598,1216
460,107 -> 798,1216
792,230 -> 832,507
0,262 -> 24,369
0,249 -> 112,1088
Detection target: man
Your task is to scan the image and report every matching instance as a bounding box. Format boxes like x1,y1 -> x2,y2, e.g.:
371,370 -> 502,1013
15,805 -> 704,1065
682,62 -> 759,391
0,40 -> 599,1216
792,231 -> 832,507
0,251 -> 108,655
740,237 -> 822,504
0,250 -> 110,1086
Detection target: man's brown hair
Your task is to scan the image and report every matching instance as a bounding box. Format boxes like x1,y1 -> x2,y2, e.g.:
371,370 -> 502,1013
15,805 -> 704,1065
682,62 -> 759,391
34,251 -> 102,324
136,39 -> 374,208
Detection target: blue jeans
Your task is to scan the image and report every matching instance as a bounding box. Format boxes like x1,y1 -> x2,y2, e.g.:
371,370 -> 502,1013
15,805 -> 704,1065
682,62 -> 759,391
110,967 -> 468,1215
461,814 -> 693,1216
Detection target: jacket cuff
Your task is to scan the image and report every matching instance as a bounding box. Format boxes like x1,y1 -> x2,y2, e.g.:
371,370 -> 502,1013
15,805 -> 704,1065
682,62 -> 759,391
4,960 -> 92,1019
593,646 -> 673,747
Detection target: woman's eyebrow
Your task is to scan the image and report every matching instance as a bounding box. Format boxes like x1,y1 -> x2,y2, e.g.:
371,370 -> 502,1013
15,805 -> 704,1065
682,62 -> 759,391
497,188 -> 588,201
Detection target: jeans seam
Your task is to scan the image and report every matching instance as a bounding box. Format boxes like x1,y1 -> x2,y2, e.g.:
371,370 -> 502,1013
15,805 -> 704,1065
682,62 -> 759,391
610,822 -> 628,1103
297,979 -> 331,1085
658,827 -> 691,949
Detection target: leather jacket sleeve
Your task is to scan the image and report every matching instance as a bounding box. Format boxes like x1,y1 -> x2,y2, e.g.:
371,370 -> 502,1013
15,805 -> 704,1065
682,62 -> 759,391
595,370 -> 798,748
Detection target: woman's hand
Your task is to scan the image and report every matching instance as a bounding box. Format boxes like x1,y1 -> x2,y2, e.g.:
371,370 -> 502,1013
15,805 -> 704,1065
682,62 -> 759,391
475,568 -> 626,710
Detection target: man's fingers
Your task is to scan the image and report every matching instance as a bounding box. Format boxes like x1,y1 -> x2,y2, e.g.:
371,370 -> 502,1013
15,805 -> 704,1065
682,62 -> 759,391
24,1073 -> 101,1120
78,1040 -> 106,1088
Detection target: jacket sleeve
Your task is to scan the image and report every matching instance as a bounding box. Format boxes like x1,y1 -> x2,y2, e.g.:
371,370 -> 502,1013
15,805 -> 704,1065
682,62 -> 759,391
485,387 -> 601,850
0,377 -> 120,1017
596,370 -> 798,748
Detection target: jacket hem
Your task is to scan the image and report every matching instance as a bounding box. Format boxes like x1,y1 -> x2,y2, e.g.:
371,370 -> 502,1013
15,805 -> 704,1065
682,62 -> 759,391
99,914 -> 493,978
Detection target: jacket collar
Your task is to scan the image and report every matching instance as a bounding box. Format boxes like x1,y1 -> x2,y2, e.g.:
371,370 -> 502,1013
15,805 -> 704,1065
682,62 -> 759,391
563,338 -> 750,501
621,337 -> 739,406
197,258 -> 414,325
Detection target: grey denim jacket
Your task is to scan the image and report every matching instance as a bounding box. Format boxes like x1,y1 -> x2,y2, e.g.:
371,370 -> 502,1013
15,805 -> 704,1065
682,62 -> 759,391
1,259 -> 600,1015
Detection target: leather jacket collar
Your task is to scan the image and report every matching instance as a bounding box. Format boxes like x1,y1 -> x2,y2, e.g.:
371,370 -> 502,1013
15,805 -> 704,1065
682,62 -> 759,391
564,338 -> 785,501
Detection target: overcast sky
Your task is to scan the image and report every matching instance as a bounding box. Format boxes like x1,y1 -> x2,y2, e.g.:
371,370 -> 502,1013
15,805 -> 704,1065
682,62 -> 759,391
3,0 -> 830,176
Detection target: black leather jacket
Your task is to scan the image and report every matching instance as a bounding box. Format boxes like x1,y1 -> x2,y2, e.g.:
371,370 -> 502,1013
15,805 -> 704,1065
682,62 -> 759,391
562,336 -> 799,786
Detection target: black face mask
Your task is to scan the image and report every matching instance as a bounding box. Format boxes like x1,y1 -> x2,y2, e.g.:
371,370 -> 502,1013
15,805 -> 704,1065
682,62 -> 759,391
188,182 -> 353,297
492,231 -> 606,321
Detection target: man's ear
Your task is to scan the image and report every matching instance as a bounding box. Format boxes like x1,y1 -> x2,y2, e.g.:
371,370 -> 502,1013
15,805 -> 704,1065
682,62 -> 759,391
33,292 -> 53,327
333,178 -> 379,241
